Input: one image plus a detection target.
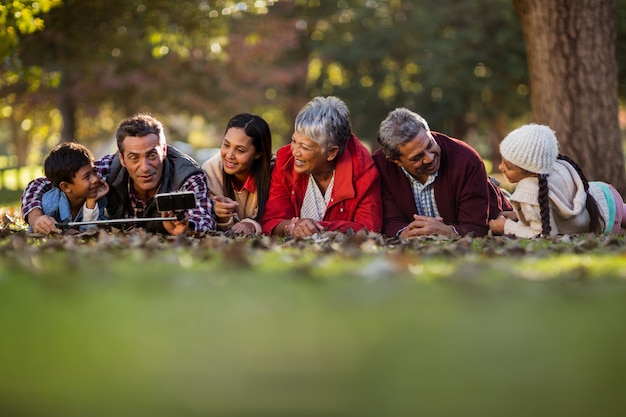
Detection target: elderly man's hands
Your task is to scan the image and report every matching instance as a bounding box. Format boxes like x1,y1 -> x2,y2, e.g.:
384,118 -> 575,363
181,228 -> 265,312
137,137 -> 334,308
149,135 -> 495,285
399,214 -> 458,238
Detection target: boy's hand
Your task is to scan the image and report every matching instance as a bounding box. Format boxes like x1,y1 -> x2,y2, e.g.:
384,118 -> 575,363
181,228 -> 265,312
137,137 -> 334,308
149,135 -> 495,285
86,180 -> 109,209
94,179 -> 109,201
32,214 -> 61,235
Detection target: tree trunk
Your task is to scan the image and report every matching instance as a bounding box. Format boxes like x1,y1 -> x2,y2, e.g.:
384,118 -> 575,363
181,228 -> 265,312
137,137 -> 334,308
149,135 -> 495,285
57,86 -> 77,142
514,0 -> 626,193
9,115 -> 28,168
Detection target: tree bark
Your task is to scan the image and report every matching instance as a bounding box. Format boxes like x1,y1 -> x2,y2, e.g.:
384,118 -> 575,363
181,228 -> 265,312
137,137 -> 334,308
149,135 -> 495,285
57,85 -> 77,142
514,0 -> 626,193
9,114 -> 28,168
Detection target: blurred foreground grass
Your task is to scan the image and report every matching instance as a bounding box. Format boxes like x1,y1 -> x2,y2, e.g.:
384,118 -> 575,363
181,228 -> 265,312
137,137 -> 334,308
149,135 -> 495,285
1,237 -> 626,417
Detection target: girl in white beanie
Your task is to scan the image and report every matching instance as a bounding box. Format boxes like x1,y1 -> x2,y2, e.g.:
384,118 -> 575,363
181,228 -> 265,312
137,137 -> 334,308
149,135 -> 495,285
489,123 -> 625,238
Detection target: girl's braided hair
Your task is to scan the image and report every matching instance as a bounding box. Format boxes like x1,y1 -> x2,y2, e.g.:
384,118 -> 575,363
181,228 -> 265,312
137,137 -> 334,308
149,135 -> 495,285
536,154 -> 604,237
537,173 -> 551,237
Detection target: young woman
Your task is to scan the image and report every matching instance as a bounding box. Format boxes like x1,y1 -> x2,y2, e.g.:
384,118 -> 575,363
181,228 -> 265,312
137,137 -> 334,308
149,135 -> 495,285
489,123 -> 625,237
202,113 -> 273,235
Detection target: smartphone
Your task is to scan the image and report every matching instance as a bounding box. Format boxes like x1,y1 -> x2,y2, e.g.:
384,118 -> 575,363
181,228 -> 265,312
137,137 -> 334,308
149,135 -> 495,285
155,191 -> 197,212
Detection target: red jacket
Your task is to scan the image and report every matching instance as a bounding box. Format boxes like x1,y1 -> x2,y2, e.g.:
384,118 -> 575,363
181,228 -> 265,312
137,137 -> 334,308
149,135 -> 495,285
373,132 -> 511,237
262,134 -> 383,234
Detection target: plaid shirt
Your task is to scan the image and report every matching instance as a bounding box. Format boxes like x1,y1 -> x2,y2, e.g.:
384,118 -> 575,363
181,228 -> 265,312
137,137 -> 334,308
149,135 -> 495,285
401,167 -> 440,218
22,153 -> 216,233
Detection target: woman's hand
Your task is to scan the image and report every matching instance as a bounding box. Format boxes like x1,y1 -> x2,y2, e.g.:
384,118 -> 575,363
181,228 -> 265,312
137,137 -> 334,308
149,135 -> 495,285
289,217 -> 324,238
212,195 -> 239,222
231,221 -> 257,235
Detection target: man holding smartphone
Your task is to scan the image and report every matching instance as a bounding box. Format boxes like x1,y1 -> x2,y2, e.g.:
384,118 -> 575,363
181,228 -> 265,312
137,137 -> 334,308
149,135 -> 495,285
21,113 -> 216,235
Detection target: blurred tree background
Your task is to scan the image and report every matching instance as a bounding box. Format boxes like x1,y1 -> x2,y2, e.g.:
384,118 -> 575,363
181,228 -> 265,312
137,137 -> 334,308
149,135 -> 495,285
1,0 -> 625,188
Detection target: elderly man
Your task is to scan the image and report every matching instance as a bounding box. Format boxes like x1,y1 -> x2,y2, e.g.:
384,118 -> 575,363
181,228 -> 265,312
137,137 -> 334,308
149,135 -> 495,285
373,108 -> 511,238
22,113 -> 216,235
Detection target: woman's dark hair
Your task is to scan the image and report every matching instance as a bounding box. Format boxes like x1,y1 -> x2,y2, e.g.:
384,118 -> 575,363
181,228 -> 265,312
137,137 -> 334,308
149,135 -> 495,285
222,113 -> 272,220
537,154 -> 604,237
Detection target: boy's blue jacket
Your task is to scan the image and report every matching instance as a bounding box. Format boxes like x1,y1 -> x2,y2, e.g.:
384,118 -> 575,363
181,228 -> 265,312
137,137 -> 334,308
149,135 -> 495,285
40,187 -> 107,230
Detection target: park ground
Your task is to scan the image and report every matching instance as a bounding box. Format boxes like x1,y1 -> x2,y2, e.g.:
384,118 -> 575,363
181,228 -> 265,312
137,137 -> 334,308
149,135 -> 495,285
1,192 -> 626,416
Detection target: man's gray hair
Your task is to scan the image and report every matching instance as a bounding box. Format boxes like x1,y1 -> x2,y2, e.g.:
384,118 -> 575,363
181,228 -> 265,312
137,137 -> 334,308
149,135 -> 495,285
377,108 -> 430,160
294,96 -> 352,155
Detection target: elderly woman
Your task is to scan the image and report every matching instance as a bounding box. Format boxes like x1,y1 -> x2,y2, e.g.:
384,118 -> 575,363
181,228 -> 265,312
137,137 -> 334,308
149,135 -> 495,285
261,96 -> 382,237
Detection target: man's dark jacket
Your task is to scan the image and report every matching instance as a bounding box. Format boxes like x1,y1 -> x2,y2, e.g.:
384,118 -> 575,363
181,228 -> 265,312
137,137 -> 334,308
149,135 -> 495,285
107,147 -> 203,234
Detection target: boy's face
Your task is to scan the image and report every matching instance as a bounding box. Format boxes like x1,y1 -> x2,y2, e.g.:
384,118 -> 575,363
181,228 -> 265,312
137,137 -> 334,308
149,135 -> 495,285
61,164 -> 101,200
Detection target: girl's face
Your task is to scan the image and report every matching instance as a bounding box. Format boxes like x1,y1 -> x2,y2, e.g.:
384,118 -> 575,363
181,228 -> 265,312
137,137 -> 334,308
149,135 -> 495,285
220,127 -> 259,182
498,157 -> 535,183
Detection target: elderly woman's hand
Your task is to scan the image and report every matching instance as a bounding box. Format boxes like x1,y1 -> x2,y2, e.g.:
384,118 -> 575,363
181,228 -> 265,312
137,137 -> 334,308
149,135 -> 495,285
285,217 -> 324,237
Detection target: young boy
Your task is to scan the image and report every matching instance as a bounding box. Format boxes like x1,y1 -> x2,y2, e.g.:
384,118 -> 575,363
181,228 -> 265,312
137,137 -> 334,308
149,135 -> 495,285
30,142 -> 109,233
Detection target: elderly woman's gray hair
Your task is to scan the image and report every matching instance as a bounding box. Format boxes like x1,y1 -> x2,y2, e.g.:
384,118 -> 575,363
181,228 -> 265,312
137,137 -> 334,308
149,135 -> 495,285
377,108 -> 430,161
294,96 -> 352,155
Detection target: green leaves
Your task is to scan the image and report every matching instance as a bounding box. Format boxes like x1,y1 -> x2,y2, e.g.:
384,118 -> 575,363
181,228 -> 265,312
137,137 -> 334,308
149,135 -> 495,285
0,0 -> 62,60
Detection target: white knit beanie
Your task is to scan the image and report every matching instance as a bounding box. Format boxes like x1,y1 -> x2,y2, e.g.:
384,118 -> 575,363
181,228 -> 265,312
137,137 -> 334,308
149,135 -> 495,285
499,124 -> 558,174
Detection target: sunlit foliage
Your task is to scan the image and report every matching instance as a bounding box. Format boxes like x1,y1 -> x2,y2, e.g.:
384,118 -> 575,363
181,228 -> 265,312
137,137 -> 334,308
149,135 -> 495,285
1,0 -> 625,172
303,0 -> 529,152
0,0 -> 62,60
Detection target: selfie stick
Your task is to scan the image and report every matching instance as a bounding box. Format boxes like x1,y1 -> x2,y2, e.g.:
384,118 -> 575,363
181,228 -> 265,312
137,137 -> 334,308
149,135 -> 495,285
57,191 -> 196,229
59,216 -> 182,228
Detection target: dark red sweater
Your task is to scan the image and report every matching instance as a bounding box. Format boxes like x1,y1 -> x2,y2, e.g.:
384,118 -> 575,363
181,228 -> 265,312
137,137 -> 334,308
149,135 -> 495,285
373,132 -> 510,237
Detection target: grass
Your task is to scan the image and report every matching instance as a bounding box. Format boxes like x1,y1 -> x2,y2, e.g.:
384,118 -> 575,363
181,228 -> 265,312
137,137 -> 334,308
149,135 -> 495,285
1,229 -> 626,416
5,157 -> 626,415
0,189 -> 23,207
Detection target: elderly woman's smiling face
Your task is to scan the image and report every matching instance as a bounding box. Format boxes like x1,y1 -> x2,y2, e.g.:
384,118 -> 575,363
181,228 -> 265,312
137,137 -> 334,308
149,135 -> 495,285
290,132 -> 338,177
